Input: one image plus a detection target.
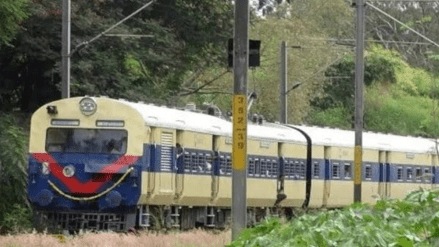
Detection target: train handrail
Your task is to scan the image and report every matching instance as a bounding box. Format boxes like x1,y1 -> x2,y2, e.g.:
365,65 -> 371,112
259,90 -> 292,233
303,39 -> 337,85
282,125 -> 312,209
48,167 -> 134,201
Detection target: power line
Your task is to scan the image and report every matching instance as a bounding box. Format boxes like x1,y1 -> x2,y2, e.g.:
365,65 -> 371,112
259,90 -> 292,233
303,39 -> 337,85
367,2 -> 439,48
368,0 -> 439,2
71,0 -> 156,55
298,37 -> 435,46
103,34 -> 154,38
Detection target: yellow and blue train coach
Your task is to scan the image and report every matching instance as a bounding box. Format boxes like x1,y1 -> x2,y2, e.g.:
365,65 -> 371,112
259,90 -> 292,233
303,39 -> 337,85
297,126 -> 437,208
27,96 -> 439,232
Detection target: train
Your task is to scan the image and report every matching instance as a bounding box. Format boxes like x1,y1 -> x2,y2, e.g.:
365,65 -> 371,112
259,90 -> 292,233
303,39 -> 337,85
27,96 -> 438,232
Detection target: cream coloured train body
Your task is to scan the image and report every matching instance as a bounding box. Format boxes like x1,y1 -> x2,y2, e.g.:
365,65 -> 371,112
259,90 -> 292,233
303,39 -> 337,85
27,96 -> 438,231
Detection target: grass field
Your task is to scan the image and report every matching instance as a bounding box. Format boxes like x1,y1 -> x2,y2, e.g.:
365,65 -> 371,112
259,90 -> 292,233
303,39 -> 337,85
0,229 -> 231,247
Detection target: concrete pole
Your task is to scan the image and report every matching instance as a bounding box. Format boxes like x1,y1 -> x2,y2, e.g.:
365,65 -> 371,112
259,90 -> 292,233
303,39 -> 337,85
280,41 -> 287,124
354,0 -> 365,203
61,0 -> 71,98
231,0 -> 249,241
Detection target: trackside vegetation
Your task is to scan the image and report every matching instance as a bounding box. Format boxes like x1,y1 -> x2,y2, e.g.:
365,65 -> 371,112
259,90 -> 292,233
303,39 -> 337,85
229,188 -> 439,247
0,114 -> 32,234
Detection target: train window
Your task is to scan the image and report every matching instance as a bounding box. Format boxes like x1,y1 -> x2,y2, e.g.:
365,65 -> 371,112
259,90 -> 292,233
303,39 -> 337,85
254,159 -> 261,177
365,165 -> 372,180
406,168 -> 413,181
293,161 -> 299,177
196,154 -> 204,173
284,160 -> 294,178
344,163 -> 352,179
397,167 -> 403,181
219,155 -> 232,175
270,160 -> 278,177
184,152 -> 212,174
248,159 -> 255,177
293,161 -> 305,179
183,151 -> 192,173
203,153 -> 212,174
257,159 -> 276,177
46,128 -> 127,154
299,161 -> 305,178
192,153 -> 201,173
313,162 -> 320,178
261,160 -> 269,177
424,168 -> 431,183
332,163 -> 340,179
415,168 -> 422,182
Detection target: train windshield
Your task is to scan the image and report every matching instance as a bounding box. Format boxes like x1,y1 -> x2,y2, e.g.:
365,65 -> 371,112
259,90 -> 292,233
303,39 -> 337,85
46,128 -> 128,154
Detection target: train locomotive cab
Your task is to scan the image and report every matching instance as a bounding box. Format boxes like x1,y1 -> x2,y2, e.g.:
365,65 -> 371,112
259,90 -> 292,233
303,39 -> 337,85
28,97 -> 146,232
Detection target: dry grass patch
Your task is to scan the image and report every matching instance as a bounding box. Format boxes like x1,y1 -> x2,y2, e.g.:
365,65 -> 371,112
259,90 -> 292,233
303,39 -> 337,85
0,229 -> 231,247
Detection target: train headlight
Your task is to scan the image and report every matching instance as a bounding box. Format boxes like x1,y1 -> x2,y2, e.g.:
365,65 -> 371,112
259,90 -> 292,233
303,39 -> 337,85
42,162 -> 50,175
63,165 -> 75,178
79,97 -> 97,116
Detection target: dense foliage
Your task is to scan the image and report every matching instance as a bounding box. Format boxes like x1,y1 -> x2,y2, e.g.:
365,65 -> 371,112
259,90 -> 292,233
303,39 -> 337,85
0,114 -> 31,233
0,0 -> 28,45
0,0 -> 233,112
229,188 -> 439,246
307,44 -> 439,137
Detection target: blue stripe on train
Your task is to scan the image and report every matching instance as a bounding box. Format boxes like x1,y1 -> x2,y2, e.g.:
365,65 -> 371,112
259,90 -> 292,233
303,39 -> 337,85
140,144 -> 436,185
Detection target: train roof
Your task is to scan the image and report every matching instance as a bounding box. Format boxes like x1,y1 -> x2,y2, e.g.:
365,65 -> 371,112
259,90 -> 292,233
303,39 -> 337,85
121,100 -> 231,136
121,98 -> 437,153
294,125 -> 437,154
36,97 -> 438,154
120,99 -> 307,143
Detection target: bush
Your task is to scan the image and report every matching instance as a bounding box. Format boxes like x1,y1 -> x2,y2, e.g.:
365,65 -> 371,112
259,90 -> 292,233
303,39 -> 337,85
1,204 -> 32,234
0,113 -> 31,234
229,188 -> 439,246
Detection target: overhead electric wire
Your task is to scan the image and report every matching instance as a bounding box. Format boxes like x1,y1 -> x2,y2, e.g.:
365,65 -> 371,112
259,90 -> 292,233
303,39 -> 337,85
366,2 -> 439,48
368,0 -> 439,2
298,37 -> 435,46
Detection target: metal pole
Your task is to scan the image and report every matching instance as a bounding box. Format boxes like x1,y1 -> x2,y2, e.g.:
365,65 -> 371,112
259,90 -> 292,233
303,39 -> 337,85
232,0 -> 249,241
280,41 -> 287,124
61,0 -> 71,98
354,0 -> 365,203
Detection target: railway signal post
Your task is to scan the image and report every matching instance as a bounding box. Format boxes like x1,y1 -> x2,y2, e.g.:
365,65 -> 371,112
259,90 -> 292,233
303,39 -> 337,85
232,0 -> 249,241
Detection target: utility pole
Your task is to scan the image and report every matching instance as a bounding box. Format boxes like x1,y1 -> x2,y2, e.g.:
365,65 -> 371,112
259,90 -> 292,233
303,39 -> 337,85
232,0 -> 249,241
280,41 -> 287,124
61,0 -> 71,98
354,0 -> 365,203
279,42 -> 301,124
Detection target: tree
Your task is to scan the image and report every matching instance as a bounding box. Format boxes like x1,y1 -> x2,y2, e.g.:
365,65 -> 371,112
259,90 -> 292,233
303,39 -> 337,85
367,1 -> 439,71
0,0 -> 28,45
0,0 -> 233,112
0,114 -> 30,233
205,0 -> 353,123
0,0 -> 62,112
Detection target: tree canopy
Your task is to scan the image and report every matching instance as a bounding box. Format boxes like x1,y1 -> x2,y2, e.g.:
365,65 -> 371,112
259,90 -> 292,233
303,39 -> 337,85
0,0 -> 28,45
0,0 -> 233,112
1,0 -> 439,136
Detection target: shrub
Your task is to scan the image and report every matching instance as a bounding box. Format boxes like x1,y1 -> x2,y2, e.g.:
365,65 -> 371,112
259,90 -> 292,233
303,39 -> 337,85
0,113 -> 31,234
229,188 -> 439,246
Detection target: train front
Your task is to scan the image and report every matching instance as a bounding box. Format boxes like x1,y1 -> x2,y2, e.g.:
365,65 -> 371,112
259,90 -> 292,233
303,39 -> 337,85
27,96 -> 145,231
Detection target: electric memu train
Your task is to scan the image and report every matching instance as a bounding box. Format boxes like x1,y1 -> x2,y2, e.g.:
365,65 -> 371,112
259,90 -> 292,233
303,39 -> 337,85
27,96 -> 438,231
